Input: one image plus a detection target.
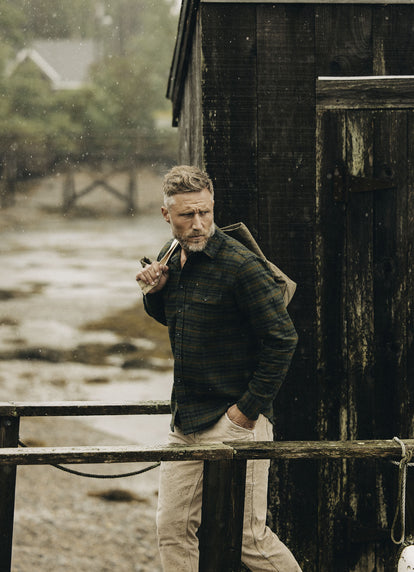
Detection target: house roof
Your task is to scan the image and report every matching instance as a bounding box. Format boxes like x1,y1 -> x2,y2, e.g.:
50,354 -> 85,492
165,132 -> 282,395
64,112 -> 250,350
10,39 -> 98,90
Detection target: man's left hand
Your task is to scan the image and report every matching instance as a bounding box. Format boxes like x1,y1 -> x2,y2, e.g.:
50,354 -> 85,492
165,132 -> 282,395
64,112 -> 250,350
226,404 -> 256,430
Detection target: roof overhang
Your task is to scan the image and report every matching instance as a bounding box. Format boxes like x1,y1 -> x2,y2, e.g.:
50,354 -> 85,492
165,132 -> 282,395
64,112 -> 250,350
166,0 -> 200,126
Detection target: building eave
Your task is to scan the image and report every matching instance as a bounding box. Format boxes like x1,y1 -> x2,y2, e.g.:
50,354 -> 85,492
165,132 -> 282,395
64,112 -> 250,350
166,0 -> 200,127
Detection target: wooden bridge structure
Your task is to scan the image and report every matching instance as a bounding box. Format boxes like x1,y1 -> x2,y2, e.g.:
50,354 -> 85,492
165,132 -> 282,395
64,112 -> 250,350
62,164 -> 138,215
0,130 -> 175,214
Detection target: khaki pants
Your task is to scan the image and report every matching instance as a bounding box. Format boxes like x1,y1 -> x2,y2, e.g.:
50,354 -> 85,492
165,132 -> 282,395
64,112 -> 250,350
156,413 -> 302,571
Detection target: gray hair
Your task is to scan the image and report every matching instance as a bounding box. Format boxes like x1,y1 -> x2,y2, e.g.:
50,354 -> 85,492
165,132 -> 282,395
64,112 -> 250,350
163,165 -> 214,208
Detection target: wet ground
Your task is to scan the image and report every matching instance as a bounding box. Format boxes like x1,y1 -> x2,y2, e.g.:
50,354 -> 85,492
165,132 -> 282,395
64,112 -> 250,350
0,169 -> 175,570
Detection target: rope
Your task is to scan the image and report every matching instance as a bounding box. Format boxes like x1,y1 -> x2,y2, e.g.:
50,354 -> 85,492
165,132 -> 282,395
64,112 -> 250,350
18,439 -> 160,479
391,436 -> 413,545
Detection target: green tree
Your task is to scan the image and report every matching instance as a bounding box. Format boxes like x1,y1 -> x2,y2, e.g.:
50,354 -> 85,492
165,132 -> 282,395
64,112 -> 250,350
0,59 -> 83,173
73,0 -> 178,164
0,0 -> 179,176
0,1 -> 27,48
17,0 -> 97,40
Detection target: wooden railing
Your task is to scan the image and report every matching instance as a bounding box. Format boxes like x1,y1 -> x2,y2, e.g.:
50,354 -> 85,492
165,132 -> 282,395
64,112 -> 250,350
1,401 -> 412,572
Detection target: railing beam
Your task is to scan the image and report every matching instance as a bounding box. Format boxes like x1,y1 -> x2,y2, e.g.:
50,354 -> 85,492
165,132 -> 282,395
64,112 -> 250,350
0,400 -> 171,417
228,439 -> 414,460
0,443 -> 234,465
0,440 -> 411,466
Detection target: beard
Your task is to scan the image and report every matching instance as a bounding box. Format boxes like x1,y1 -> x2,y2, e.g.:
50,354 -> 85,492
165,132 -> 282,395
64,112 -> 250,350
172,221 -> 215,253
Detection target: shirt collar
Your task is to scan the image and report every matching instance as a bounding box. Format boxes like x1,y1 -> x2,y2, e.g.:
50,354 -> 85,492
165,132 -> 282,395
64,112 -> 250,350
168,225 -> 224,266
202,225 -> 224,259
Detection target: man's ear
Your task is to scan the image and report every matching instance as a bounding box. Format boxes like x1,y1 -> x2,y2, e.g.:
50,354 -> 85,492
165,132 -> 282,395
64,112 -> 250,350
161,206 -> 170,223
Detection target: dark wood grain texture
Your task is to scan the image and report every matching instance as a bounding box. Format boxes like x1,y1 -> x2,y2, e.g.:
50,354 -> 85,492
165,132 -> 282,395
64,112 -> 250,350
168,3 -> 414,569
201,4 -> 258,230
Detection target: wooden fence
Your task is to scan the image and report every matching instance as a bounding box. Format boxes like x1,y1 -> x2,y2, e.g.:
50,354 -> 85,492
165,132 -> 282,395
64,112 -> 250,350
0,401 -> 412,572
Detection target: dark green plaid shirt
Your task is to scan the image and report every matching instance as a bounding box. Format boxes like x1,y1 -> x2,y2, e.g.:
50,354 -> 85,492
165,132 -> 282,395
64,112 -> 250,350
144,227 -> 298,435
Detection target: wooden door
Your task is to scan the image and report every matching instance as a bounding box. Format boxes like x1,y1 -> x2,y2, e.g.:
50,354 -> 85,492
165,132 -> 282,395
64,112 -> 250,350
316,77 -> 414,570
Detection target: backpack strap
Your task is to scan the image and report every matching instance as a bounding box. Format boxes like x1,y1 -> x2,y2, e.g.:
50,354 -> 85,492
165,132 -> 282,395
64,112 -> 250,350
221,222 -> 297,306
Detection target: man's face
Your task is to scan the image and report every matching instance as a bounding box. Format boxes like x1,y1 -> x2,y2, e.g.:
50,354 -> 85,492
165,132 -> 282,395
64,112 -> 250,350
161,188 -> 215,253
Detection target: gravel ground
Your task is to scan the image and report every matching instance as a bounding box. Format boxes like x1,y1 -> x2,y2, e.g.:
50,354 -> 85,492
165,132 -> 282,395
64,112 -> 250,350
12,417 -> 162,572
0,170 -> 172,571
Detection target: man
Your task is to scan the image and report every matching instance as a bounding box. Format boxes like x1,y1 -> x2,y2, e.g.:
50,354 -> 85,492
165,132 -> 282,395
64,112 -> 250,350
136,165 -> 301,571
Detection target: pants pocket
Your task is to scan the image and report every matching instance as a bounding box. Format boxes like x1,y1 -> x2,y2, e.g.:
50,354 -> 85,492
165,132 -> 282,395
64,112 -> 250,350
223,412 -> 255,439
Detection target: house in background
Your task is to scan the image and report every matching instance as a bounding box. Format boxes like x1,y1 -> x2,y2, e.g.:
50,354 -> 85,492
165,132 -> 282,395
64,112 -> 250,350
7,39 -> 98,90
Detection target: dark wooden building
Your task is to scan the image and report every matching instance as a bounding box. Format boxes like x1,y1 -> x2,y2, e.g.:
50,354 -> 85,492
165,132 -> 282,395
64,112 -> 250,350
167,1 -> 414,569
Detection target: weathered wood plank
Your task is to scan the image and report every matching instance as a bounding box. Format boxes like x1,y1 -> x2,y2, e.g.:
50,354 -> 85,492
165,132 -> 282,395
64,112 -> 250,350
255,7 -> 317,569
256,4 -> 316,409
201,3 -> 258,230
315,108 -> 348,569
345,111 -> 383,569
315,104 -> 413,570
316,110 -> 348,440
316,77 -> 414,109
345,111 -> 375,440
256,4 -> 316,268
178,10 -> 202,164
229,440 -> 414,460
199,459 -> 246,572
255,6 -> 318,569
400,121 -> 414,543
372,110 -> 408,439
315,5 -> 373,76
0,443 -> 234,465
1,440 -> 412,465
373,6 -> 414,75
0,400 -> 171,417
0,416 -> 20,571
359,109 -> 408,570
406,113 -> 414,439
257,4 -> 316,286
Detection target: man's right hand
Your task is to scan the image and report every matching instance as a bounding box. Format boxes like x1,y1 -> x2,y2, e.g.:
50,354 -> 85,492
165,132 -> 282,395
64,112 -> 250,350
136,261 -> 169,294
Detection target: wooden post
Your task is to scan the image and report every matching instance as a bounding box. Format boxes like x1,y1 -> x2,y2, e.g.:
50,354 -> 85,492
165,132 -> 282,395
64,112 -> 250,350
0,415 -> 20,571
0,151 -> 17,208
62,169 -> 75,213
127,166 -> 137,215
199,458 -> 247,572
